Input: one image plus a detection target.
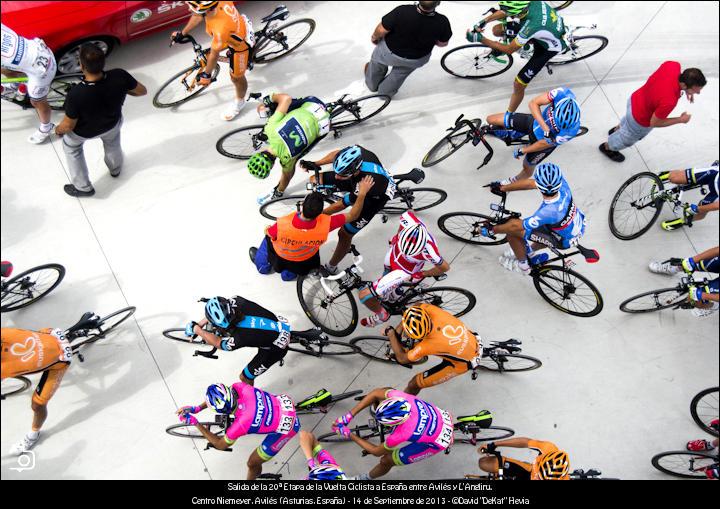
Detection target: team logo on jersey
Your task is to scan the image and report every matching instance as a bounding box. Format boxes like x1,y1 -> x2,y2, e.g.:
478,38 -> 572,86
10,335 -> 37,362
528,217 -> 541,229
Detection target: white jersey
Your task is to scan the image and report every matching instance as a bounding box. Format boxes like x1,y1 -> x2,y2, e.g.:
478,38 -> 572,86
1,23 -> 56,98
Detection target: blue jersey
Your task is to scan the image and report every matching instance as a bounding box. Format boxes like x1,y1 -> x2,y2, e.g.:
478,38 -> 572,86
532,88 -> 580,147
523,178 -> 585,244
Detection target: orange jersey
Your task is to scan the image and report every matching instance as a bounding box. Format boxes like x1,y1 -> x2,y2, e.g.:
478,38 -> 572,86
528,439 -> 568,480
205,1 -> 254,52
406,304 -> 479,363
1,327 -> 71,379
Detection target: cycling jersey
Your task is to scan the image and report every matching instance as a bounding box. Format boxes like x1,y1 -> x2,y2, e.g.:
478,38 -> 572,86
500,439 -> 568,480
265,101 -> 330,171
1,23 -> 56,99
532,88 -> 580,146
386,211 -> 443,274
205,1 -> 254,52
686,165 -> 719,206
523,177 -> 585,248
406,304 -> 479,364
1,327 -> 72,377
220,297 -> 291,351
515,2 -> 567,52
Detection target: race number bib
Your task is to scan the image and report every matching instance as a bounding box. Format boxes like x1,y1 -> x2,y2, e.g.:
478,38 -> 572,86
434,410 -> 454,449
273,329 -> 291,350
275,394 -> 296,434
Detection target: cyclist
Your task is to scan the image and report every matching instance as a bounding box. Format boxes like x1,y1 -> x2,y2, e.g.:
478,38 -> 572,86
382,304 -> 481,395
299,430 -> 348,480
656,161 -> 718,231
483,87 -> 581,183
478,437 -> 570,480
172,1 -> 255,121
467,1 -> 566,114
332,387 -> 453,480
184,296 -> 292,383
1,326 -> 73,454
305,145 -> 397,274
483,162 -> 588,275
359,211 -> 450,327
250,92 -> 331,205
1,22 -> 57,143
177,381 -> 300,480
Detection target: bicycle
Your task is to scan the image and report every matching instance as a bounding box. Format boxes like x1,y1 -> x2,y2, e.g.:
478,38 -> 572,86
153,5 -> 315,108
1,262 -> 66,313
619,275 -> 712,313
216,92 -> 391,160
1,74 -> 84,111
609,171 -> 709,240
422,113 -> 588,168
465,450 -> 617,480
651,450 -> 718,479
691,387 -> 719,437
297,245 -> 476,337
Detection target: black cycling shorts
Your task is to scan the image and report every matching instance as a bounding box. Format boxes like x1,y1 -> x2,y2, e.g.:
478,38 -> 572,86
505,112 -> 556,166
527,225 -> 566,250
516,42 -> 558,86
243,346 -> 288,381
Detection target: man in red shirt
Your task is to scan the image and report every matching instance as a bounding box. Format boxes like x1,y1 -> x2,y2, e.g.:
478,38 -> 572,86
599,62 -> 706,162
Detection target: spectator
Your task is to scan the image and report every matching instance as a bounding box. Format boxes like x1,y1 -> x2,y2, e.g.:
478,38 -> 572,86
365,1 -> 451,97
599,63 -> 706,162
55,44 -> 146,197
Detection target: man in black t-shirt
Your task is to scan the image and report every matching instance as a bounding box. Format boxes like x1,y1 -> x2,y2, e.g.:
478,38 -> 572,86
55,44 -> 146,197
365,1 -> 452,97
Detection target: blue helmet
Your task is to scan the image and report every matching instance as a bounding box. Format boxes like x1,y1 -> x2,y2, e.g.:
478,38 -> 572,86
374,397 -> 412,426
205,383 -> 237,414
551,97 -> 580,131
205,297 -> 232,329
333,146 -> 363,176
307,465 -> 347,480
533,163 -> 563,195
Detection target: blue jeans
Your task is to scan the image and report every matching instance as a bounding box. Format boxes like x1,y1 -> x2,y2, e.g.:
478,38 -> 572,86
254,237 -> 298,281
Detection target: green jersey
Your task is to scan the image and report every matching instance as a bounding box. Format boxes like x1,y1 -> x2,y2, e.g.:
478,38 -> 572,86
515,1 -> 567,52
264,102 -> 330,171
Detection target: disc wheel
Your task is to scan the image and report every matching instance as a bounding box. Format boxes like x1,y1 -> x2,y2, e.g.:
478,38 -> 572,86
70,306 -> 137,350
297,272 -> 358,337
253,19 -> 316,63
329,94 -> 392,130
382,188 -> 447,214
438,213 -> 506,246
550,36 -> 609,65
619,287 -> 686,313
349,336 -> 428,365
651,451 -> 719,479
216,125 -> 267,160
153,63 -> 220,108
404,287 -> 476,318
441,44 -> 514,79
479,353 -> 542,372
609,172 -> 664,240
1,263 -> 66,312
690,387 -> 719,437
532,266 -> 603,317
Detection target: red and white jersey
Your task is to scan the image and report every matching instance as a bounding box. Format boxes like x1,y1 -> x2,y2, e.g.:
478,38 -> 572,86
385,211 -> 443,274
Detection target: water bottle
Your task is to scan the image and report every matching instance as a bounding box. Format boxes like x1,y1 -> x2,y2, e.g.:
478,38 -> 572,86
15,83 -> 28,101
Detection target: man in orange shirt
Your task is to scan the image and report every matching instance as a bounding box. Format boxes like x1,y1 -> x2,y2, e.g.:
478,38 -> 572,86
172,1 -> 255,120
478,437 -> 570,480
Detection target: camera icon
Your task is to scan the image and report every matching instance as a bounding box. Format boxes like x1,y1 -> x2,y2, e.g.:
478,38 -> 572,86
10,451 -> 36,472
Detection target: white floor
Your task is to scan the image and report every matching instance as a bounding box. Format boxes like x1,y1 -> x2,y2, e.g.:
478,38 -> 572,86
1,1 -> 718,480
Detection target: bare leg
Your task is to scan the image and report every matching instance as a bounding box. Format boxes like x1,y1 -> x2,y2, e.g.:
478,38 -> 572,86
231,74 -> 248,102
30,98 -> 52,125
359,288 -> 383,313
507,234 -> 528,261
276,168 -> 295,193
403,375 -> 421,396
511,158 -> 534,181
329,229 -> 353,267
507,80 -> 527,113
31,402 -> 48,431
246,450 -> 264,480
369,453 -> 395,479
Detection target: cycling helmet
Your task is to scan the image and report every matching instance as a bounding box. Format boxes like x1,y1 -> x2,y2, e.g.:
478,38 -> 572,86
332,146 -> 363,177
205,383 -> 237,414
537,450 -> 570,480
397,223 -> 429,257
205,297 -> 233,329
374,397 -> 412,426
248,151 -> 275,179
533,163 -> 563,196
402,305 -> 432,341
498,1 -> 530,16
186,1 -> 219,14
307,465 -> 347,481
551,97 -> 581,131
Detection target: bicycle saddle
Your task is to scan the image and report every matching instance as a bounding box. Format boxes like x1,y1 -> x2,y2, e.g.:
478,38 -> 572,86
393,168 -> 425,185
1,261 -> 12,278
293,328 -> 324,341
456,410 -> 493,427
66,312 -> 98,333
577,245 -> 600,263
262,5 -> 290,24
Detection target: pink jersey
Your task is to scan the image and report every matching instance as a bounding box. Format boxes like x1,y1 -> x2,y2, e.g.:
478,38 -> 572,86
383,390 -> 454,450
386,211 -> 443,274
225,382 -> 297,442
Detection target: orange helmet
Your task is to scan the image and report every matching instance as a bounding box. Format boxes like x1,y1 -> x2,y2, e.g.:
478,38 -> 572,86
537,450 -> 570,480
401,305 -> 432,342
186,1 -> 219,14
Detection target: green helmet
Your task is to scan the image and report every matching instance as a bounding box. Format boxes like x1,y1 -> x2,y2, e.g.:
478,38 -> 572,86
248,151 -> 275,179
498,1 -> 530,16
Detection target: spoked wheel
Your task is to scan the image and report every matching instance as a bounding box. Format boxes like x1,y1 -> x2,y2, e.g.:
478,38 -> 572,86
441,44 -> 514,79
47,74 -> 84,110
550,36 -> 608,65
259,194 -> 336,221
405,287 -> 477,318
1,263 -> 66,312
297,272 -> 358,337
253,19 -> 316,63
162,328 -> 206,344
438,213 -> 506,246
619,287 -> 687,313
422,118 -> 481,167
609,172 -> 664,240
216,124 -> 267,160
690,387 -> 719,437
453,425 -> 515,443
1,376 -> 32,398
651,451 -> 719,479
329,94 -> 392,130
532,266 -> 603,317
546,1 -> 573,10
153,63 -> 220,108
166,422 -> 226,438
317,424 -> 383,443
70,306 -> 137,350
287,339 -> 359,356
479,354 -> 543,372
382,188 -> 447,214
349,336 -> 428,365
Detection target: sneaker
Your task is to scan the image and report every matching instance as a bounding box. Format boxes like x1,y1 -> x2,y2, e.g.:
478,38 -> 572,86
63,184 -> 95,197
321,263 -> 339,276
1,83 -> 18,98
249,247 -> 258,263
360,310 -> 390,328
222,100 -> 246,121
608,126 -> 619,136
500,257 -> 530,275
257,187 -> 282,205
686,439 -> 714,452
9,432 -> 39,455
598,143 -> 625,162
280,270 -> 297,282
648,260 -> 681,275
28,123 -> 55,144
661,217 -> 685,231
711,419 -> 720,432
528,252 -> 549,266
500,176 -> 517,186
692,306 -> 718,318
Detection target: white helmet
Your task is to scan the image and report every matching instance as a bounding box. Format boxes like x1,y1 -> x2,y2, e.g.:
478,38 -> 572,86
397,223 -> 429,257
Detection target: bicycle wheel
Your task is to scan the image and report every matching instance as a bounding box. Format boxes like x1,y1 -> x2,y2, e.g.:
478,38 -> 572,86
1,263 -> 66,312
317,424 -> 383,443
1,376 -> 31,398
453,425 -> 515,443
166,422 -> 226,438
216,124 -> 266,160
382,188 -> 447,214
619,287 -> 686,313
479,353 -> 542,372
405,287 -> 477,318
47,73 -> 84,110
651,451 -> 718,479
297,272 -> 358,337
162,328 -> 206,345
690,387 -> 719,437
441,44 -> 514,79
422,119 -> 481,168
546,1 -> 573,10
70,306 -> 137,350
253,19 -> 316,63
153,63 -> 220,108
259,195 -> 336,221
330,94 -> 392,130
550,36 -> 608,65
609,172 -> 664,241
437,213 -> 506,246
532,266 -> 603,317
287,339 -> 359,356
349,336 -> 428,365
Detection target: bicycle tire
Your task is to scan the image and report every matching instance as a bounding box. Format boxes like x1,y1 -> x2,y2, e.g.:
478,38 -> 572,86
1,263 -> 66,312
166,422 -> 226,438
405,287 -> 477,318
349,336 -> 428,365
1,376 -> 32,398
422,119 -> 481,167
532,265 -> 603,317
550,36 -> 608,65
546,1 -> 573,10
216,124 -> 266,160
479,353 -> 542,372
453,425 -> 515,443
297,272 -> 359,337
70,306 -> 137,350
162,328 -> 206,345
258,194 -> 336,221
609,172 -> 664,241
382,188 -> 447,214
330,94 -> 392,130
438,213 -> 507,246
296,389 -> 364,414
287,339 -> 359,356
441,44 -> 514,79
47,73 -> 84,110
651,450 -> 718,479
317,424 -> 383,443
153,63 -> 220,108
253,19 -> 316,64
690,387 -> 719,437
619,287 -> 687,313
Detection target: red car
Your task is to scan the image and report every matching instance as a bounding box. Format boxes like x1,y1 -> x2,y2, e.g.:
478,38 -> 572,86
1,1 -> 195,74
